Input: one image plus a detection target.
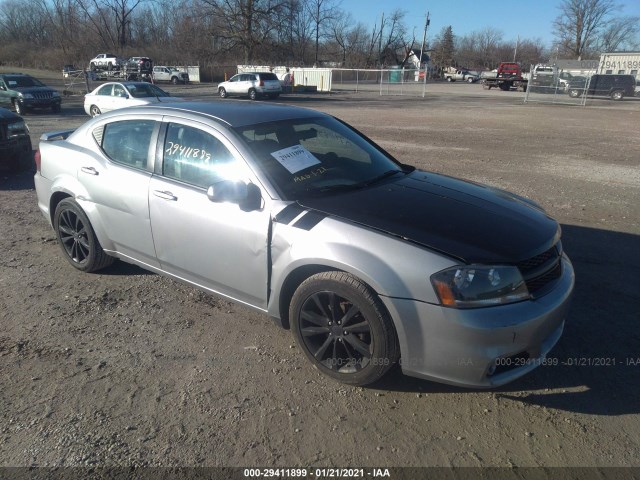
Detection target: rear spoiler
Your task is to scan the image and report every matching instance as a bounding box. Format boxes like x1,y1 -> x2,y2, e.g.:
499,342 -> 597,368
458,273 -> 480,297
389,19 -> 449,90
40,129 -> 75,142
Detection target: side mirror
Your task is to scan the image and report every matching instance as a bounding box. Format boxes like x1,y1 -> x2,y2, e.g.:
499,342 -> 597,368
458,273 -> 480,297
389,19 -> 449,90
207,181 -> 262,212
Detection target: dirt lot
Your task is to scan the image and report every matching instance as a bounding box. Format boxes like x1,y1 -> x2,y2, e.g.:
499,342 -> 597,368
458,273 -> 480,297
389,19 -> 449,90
1,69 -> 639,471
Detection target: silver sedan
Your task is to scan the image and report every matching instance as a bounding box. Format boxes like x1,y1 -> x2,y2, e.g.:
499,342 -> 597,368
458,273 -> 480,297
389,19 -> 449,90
34,101 -> 574,387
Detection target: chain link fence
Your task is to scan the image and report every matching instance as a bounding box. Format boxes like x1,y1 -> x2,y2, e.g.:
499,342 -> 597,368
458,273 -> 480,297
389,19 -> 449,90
524,65 -> 595,106
331,68 -> 428,97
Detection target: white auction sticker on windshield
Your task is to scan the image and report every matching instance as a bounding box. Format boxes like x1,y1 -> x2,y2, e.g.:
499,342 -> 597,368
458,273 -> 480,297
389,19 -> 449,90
270,145 -> 321,174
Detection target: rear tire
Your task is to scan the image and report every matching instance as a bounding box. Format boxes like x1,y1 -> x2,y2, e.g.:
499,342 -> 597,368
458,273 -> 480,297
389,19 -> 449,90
219,87 -> 227,98
89,105 -> 101,117
611,90 -> 624,101
53,198 -> 114,273
446,77 -> 453,82
568,89 -> 581,98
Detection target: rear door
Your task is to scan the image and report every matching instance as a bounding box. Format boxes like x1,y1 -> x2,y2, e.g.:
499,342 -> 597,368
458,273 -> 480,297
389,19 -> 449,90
78,115 -> 161,267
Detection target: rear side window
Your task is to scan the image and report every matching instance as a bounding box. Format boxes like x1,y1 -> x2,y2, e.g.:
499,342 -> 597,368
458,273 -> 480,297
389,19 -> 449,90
97,120 -> 156,169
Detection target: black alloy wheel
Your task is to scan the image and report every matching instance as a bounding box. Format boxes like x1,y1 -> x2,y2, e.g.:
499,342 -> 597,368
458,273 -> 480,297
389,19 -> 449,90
53,199 -> 114,272
291,271 -> 399,386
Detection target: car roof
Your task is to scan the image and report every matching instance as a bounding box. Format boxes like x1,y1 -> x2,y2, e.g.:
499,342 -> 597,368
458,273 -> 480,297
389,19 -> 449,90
98,81 -> 156,87
135,101 -> 325,128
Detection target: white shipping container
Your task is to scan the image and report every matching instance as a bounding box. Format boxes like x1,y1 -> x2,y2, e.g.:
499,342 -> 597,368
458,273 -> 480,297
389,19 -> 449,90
598,52 -> 640,81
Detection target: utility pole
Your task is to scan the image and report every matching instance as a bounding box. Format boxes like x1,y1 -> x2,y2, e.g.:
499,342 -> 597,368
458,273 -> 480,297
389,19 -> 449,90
419,12 -> 430,73
378,11 -> 384,67
513,34 -> 519,62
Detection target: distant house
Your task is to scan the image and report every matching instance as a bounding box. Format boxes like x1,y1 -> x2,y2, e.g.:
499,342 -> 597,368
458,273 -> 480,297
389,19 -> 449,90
406,49 -> 430,69
406,49 -> 439,79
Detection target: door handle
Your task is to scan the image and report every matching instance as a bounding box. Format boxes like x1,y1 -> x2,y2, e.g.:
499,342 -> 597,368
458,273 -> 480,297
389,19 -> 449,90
153,190 -> 178,201
81,166 -> 99,175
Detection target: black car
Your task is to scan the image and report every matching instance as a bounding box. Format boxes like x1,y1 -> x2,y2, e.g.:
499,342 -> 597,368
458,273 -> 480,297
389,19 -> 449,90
0,107 -> 32,171
0,73 -> 62,114
567,74 -> 636,101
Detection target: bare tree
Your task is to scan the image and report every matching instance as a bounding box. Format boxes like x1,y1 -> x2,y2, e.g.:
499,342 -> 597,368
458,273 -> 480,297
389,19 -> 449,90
597,15 -> 640,52
199,0 -> 287,64
553,0 -> 618,59
306,0 -> 340,64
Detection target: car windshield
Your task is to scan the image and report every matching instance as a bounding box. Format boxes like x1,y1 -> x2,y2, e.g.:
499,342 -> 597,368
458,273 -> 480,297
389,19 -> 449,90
127,84 -> 170,98
5,76 -> 45,88
235,116 -> 407,200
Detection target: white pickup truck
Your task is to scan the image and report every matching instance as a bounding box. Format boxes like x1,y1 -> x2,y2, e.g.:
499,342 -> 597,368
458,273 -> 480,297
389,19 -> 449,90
443,69 -> 480,83
89,53 -> 123,71
152,66 -> 189,84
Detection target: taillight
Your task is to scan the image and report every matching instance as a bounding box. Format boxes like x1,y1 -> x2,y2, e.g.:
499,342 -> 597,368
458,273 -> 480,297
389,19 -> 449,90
35,149 -> 41,173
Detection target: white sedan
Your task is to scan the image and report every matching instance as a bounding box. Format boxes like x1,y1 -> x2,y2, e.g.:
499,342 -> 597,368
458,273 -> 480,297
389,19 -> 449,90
83,81 -> 181,117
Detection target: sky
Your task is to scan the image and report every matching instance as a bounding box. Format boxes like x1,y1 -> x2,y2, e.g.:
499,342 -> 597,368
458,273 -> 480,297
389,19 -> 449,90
343,0 -> 640,49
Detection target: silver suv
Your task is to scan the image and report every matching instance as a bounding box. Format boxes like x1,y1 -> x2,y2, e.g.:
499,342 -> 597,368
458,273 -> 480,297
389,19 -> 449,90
218,72 -> 281,100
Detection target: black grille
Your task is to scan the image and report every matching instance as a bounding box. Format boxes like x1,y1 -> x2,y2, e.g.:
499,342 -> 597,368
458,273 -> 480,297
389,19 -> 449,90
33,91 -> 53,100
517,244 -> 562,296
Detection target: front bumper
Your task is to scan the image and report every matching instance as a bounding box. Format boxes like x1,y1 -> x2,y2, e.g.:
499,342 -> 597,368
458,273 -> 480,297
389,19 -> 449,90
19,97 -> 61,110
382,255 -> 575,388
0,136 -> 32,169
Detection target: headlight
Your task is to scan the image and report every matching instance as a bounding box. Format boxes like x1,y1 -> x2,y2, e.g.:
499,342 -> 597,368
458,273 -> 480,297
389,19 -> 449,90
431,265 -> 529,308
7,121 -> 28,136
20,93 -> 34,99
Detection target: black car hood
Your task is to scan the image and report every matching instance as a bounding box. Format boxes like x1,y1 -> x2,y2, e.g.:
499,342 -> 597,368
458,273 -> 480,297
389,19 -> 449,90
298,170 -> 559,264
0,107 -> 20,121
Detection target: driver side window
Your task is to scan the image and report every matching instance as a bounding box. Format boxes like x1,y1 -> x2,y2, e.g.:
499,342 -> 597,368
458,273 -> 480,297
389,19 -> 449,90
163,124 -> 237,188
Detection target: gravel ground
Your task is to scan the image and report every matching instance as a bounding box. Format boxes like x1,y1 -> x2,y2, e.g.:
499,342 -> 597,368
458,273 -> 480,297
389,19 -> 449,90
1,69 -> 639,470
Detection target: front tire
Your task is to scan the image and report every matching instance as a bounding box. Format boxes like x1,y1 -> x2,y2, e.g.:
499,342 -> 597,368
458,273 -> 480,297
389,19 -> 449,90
248,88 -> 257,100
53,198 -> 114,273
219,87 -> 227,98
568,89 -> 581,98
290,271 -> 400,386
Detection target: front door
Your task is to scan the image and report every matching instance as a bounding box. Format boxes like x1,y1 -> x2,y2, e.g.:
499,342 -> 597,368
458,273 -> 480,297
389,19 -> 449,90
148,119 -> 270,309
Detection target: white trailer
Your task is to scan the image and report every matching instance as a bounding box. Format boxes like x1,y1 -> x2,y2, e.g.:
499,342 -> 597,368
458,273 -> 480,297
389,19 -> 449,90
598,52 -> 640,81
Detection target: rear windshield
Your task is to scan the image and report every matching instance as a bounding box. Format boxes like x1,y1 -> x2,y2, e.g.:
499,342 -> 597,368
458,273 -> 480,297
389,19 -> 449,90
260,73 -> 279,81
